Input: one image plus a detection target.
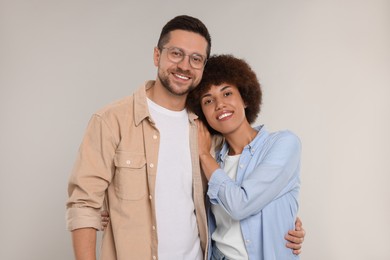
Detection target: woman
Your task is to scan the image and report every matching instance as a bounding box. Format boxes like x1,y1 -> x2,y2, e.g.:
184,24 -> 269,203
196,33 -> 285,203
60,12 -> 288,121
186,54 -> 301,260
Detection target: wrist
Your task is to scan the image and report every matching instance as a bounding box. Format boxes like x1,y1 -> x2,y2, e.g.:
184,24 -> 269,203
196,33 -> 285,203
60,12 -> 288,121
199,153 -> 212,160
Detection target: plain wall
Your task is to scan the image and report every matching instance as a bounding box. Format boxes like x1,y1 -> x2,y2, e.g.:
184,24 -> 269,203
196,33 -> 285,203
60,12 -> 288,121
1,1 -> 389,259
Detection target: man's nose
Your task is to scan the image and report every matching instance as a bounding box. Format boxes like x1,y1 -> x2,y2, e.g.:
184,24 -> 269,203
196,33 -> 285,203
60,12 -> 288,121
177,55 -> 191,70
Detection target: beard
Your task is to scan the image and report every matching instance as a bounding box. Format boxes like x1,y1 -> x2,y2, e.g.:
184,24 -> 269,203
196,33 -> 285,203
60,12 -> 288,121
157,68 -> 198,96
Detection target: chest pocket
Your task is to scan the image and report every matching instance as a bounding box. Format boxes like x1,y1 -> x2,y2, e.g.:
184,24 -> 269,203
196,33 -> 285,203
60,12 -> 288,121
113,151 -> 148,201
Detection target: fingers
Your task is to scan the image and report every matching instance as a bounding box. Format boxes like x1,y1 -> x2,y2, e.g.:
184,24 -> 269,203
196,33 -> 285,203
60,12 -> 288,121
286,239 -> 302,255
285,240 -> 302,249
196,120 -> 206,132
285,235 -> 304,246
293,249 -> 302,255
295,217 -> 302,229
292,227 -> 306,239
285,227 -> 305,255
100,210 -> 110,231
101,219 -> 109,231
286,229 -> 305,243
102,217 -> 109,225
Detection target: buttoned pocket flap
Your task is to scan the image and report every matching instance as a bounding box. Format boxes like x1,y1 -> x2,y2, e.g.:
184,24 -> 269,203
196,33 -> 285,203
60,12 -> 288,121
114,152 -> 146,169
113,152 -> 147,200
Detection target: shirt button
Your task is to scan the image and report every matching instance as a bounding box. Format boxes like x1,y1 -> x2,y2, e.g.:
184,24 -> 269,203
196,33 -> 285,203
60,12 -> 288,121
149,163 -> 154,168
239,164 -> 244,168
152,256 -> 156,260
153,134 -> 158,139
152,225 -> 156,230
126,160 -> 131,165
149,195 -> 152,200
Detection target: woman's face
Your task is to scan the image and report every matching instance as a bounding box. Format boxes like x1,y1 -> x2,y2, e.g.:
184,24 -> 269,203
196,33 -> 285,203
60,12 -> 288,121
200,83 -> 249,136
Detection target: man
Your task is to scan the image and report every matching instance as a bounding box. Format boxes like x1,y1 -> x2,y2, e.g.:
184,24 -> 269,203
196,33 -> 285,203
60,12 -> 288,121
66,15 -> 304,260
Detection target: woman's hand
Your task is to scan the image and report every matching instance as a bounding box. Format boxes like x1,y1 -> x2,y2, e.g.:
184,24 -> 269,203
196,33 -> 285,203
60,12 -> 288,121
196,120 -> 219,180
196,120 -> 212,156
101,210 -> 110,231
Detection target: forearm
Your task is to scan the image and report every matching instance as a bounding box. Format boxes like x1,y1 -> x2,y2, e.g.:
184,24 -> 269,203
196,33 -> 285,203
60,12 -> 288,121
199,153 -> 220,180
72,228 -> 97,260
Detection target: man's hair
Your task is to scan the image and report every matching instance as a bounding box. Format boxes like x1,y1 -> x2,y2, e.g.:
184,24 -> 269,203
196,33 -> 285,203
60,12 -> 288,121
157,15 -> 211,58
187,54 -> 262,135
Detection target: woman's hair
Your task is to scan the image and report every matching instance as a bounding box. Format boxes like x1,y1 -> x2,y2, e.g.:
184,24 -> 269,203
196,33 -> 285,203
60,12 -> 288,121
187,54 -> 262,135
157,15 -> 211,59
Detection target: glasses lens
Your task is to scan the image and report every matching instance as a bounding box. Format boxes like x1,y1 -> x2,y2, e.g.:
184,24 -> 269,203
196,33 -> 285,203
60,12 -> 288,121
165,47 -> 206,69
167,48 -> 183,63
190,54 -> 206,69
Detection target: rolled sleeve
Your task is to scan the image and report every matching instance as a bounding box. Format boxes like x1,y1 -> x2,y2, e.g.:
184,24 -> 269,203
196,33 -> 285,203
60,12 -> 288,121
207,131 -> 301,220
66,207 -> 101,231
207,169 -> 231,204
66,114 -> 116,230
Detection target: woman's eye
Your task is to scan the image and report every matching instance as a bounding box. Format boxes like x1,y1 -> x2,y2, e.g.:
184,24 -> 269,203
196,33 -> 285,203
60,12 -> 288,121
224,91 -> 232,97
203,99 -> 212,105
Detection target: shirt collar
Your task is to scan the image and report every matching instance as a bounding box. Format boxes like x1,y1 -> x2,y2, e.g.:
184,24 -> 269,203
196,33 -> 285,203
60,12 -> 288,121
134,80 -> 154,126
133,80 -> 198,126
216,125 -> 267,162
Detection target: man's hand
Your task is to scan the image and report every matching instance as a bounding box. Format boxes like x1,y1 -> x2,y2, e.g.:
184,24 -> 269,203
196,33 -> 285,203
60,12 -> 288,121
285,217 -> 305,255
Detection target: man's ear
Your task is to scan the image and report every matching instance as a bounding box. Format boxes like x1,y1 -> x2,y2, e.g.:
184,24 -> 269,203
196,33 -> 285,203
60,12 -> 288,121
153,47 -> 160,67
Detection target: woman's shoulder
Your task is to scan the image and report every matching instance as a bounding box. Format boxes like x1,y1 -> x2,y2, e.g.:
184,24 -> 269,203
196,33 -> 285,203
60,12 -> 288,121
262,127 -> 301,150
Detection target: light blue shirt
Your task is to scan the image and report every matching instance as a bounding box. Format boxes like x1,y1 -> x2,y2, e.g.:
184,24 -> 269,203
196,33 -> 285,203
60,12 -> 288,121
207,125 -> 301,260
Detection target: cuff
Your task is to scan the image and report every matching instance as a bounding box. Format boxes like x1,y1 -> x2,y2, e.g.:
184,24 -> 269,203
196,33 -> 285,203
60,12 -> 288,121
66,207 -> 101,231
207,169 -> 231,204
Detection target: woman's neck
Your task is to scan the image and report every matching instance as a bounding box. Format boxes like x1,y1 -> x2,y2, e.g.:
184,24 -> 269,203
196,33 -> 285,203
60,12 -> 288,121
225,125 -> 258,155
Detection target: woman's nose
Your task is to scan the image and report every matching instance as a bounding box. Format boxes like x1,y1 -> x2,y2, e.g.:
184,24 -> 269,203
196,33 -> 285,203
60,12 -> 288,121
215,98 -> 225,111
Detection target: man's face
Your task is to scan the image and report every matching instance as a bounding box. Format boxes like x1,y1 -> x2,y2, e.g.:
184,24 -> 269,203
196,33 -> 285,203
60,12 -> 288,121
154,30 -> 208,96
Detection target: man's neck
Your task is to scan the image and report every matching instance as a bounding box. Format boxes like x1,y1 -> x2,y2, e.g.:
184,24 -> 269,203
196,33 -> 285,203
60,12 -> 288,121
146,81 -> 187,111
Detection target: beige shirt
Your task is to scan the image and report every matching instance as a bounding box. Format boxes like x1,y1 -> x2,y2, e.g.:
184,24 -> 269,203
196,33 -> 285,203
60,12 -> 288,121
66,81 -> 208,260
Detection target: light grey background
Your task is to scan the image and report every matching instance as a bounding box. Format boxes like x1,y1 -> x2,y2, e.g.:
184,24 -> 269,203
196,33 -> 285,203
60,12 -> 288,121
1,1 -> 389,259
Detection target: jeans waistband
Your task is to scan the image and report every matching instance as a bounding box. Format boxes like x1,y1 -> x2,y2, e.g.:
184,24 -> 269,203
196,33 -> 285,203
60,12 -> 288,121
211,244 -> 229,260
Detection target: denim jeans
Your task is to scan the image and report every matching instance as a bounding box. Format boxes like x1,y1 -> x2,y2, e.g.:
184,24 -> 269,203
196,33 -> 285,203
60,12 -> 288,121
211,244 -> 229,260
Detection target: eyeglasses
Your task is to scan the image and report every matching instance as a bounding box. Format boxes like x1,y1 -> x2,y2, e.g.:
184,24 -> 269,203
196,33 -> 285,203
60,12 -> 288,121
160,47 -> 207,69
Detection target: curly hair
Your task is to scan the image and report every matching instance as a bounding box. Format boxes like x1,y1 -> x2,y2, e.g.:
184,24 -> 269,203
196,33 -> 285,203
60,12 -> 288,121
187,54 -> 262,135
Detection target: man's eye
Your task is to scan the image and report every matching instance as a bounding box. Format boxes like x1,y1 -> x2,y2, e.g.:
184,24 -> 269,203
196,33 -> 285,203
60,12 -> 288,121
224,91 -> 232,97
171,50 -> 183,57
191,55 -> 203,63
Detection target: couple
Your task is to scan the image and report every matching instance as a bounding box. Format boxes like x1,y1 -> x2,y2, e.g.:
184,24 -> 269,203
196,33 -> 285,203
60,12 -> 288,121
66,15 -> 304,260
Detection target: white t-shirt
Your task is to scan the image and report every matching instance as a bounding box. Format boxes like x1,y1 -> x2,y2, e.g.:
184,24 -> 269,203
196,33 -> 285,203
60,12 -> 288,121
211,154 -> 249,260
147,98 -> 202,260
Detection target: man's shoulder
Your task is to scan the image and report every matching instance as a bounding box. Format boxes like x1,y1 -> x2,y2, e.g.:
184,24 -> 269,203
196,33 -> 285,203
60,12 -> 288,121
94,82 -> 148,118
95,95 -> 134,118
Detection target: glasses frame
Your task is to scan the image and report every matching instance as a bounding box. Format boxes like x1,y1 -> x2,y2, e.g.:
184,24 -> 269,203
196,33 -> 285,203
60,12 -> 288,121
160,46 -> 207,70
